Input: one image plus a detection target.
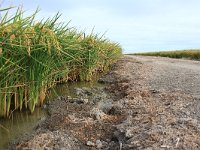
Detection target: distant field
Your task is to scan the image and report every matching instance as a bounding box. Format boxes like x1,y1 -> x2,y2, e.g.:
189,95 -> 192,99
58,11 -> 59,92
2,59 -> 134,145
132,50 -> 200,60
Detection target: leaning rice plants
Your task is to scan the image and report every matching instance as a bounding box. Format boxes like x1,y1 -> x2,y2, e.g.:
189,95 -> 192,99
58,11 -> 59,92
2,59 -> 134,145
0,7 -> 122,117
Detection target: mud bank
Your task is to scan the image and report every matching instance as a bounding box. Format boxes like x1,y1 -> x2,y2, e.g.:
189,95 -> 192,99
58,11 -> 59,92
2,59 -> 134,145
10,56 -> 200,149
9,71 -> 127,149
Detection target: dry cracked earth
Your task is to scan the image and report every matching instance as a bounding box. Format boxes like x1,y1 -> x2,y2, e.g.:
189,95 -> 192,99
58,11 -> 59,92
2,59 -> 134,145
11,55 -> 200,150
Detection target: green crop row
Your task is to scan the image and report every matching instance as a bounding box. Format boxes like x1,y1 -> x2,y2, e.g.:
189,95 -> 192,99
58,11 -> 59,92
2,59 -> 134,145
0,7 -> 122,117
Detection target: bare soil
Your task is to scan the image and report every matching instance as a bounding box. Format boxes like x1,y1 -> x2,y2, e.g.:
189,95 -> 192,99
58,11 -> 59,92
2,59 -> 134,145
11,55 -> 200,150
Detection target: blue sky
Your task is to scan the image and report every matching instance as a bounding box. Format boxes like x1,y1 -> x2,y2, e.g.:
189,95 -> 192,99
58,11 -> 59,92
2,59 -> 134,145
1,0 -> 200,53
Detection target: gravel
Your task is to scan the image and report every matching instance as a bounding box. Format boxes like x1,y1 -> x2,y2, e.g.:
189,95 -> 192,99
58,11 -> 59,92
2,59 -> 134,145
130,55 -> 200,97
108,55 -> 200,149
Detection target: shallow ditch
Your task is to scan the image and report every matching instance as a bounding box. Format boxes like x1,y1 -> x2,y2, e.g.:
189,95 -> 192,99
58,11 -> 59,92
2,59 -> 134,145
0,81 -> 102,150
0,107 -> 47,149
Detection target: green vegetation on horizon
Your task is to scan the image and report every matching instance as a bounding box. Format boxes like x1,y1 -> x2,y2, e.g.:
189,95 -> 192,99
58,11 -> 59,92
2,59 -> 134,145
133,49 -> 200,60
0,7 -> 122,117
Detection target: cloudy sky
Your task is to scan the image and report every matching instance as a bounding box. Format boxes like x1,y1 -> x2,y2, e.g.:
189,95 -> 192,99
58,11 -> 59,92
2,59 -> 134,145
1,0 -> 200,53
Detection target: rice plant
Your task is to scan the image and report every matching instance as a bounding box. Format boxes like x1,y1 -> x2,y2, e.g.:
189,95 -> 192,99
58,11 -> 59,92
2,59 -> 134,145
133,49 -> 200,60
0,7 -> 122,117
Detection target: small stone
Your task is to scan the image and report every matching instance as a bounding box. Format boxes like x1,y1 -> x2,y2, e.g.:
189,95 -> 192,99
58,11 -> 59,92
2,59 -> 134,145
125,129 -> 134,138
151,89 -> 159,93
67,96 -> 73,103
96,140 -> 103,149
91,108 -> 107,120
78,98 -> 89,104
161,145 -> 170,148
97,100 -> 113,114
87,141 -> 95,146
75,88 -> 83,95
75,98 -> 84,104
82,98 -> 89,104
43,104 -> 47,109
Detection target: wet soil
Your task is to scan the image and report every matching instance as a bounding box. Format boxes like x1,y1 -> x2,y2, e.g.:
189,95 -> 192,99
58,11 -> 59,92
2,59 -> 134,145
10,55 -> 200,150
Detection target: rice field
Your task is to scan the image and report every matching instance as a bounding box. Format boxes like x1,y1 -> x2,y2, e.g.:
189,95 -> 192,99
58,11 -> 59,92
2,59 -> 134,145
133,50 -> 200,60
0,7 -> 122,117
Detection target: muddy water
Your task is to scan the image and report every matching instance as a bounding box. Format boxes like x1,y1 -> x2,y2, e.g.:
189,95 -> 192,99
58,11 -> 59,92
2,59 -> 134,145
46,81 -> 102,101
0,108 -> 47,149
0,81 -> 101,149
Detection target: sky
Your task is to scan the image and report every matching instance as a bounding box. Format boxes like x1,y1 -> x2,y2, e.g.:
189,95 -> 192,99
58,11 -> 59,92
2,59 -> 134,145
1,0 -> 200,54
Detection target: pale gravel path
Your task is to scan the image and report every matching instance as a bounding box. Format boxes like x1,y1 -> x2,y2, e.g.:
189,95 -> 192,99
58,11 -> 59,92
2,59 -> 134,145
113,56 -> 200,149
128,55 -> 200,122
128,55 -> 200,97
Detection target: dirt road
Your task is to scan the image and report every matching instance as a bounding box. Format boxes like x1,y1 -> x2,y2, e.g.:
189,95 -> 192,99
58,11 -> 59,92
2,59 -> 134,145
13,55 -> 200,150
130,55 -> 200,97
101,55 -> 200,149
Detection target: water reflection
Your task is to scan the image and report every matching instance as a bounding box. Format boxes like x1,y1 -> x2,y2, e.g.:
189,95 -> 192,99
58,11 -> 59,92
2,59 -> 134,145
0,108 -> 47,149
0,80 -> 101,149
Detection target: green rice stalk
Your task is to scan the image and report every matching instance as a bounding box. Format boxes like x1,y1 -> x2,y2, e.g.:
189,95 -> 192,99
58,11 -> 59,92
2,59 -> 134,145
0,6 -> 122,117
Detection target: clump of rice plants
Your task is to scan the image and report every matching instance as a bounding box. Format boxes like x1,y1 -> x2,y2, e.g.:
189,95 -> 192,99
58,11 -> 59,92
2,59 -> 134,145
133,49 -> 200,60
0,7 -> 122,117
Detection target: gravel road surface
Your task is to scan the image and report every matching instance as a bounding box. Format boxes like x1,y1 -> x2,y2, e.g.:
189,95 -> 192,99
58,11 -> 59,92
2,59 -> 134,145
129,55 -> 200,97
